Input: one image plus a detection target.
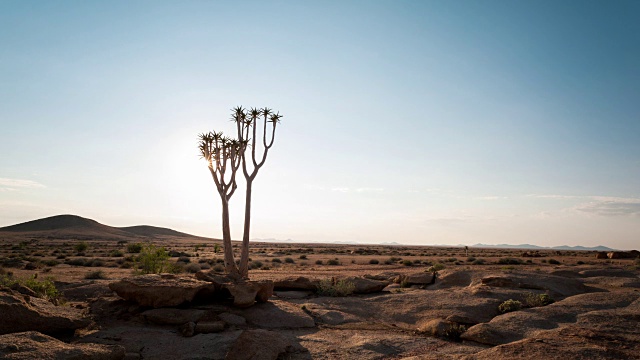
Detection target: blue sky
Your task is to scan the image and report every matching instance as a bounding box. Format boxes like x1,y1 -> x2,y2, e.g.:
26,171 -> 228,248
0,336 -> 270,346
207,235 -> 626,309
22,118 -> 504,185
1,1 -> 639,249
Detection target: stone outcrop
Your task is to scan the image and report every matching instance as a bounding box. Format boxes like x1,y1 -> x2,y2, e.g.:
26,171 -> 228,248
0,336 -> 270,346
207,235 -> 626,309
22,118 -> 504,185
141,308 -> 206,325
108,274 -> 216,308
273,276 -> 319,291
225,280 -> 273,308
0,288 -> 90,335
340,276 -> 389,294
0,331 -> 125,360
224,329 -> 296,360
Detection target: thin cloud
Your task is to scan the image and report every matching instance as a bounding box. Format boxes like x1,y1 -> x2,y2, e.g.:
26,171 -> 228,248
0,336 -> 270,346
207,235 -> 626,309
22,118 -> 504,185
356,187 -> 384,193
0,178 -> 45,190
576,200 -> 640,217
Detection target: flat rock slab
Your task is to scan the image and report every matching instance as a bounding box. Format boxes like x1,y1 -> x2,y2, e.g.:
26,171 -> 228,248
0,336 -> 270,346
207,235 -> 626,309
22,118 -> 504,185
461,292 -> 640,346
141,308 -> 206,325
225,329 -> 297,360
0,331 -> 125,360
274,291 -> 312,299
0,289 -> 90,335
108,274 -> 216,308
239,300 -> 316,328
218,312 -> 247,326
78,325 -> 242,359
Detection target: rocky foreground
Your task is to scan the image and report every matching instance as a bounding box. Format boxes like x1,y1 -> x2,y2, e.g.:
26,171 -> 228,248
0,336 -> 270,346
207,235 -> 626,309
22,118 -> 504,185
1,267 -> 639,359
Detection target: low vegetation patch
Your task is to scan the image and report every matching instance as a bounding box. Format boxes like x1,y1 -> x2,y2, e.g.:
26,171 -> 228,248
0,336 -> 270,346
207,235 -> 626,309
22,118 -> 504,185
316,278 -> 355,297
444,323 -> 467,342
0,274 -> 61,303
127,243 -> 143,254
498,299 -> 522,313
548,259 -> 561,265
135,244 -> 170,274
85,270 -> 107,280
497,258 -> 522,265
523,292 -> 554,307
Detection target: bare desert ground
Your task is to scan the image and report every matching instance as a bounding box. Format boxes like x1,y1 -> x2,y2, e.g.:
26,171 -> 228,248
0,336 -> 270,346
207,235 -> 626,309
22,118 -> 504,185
1,216 -> 639,359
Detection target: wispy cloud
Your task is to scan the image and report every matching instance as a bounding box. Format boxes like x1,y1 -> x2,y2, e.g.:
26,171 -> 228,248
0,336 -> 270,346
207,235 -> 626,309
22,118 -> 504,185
576,199 -> 640,217
0,178 -> 45,190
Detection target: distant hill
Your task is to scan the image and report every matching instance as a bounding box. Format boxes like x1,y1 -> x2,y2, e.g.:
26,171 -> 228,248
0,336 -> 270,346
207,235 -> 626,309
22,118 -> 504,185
471,243 -> 615,251
0,214 -> 202,241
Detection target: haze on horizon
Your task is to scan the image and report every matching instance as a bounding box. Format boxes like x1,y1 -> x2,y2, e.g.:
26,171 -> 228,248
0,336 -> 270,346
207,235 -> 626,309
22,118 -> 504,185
1,1 -> 639,250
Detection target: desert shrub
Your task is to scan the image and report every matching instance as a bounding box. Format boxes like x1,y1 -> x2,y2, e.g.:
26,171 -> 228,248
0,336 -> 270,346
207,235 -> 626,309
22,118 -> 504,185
85,270 -> 107,280
369,259 -> 379,264
212,264 -> 224,273
548,259 -> 561,265
117,240 -> 128,245
498,299 -> 522,313
56,254 -> 67,259
466,257 -> 476,262
284,257 -> 295,264
42,259 -> 60,267
316,279 -> 355,297
250,261 -> 263,269
127,243 -> 143,254
315,260 -> 323,265
446,258 -> 457,263
271,258 -> 282,263
523,292 -> 554,307
389,257 -> 402,262
428,263 -> 445,272
444,323 -> 467,341
472,258 -> 485,265
135,244 -> 170,274
184,263 -> 201,273
576,261 -> 584,265
299,255 -> 307,260
1,274 -> 60,303
199,262 -> 211,270
497,258 -> 522,265
74,242 -> 88,252
178,256 -> 191,263
109,250 -> 124,257
66,258 -> 87,266
88,258 -> 105,267
326,259 -> 340,265
402,260 -> 413,266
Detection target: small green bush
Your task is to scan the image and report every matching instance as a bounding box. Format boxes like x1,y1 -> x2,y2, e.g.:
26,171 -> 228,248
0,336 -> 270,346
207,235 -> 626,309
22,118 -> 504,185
315,260 -> 323,265
316,279 -> 355,297
548,259 -> 560,265
1,274 -> 61,303
472,259 -> 485,265
466,257 -> 476,262
284,257 -> 295,264
299,255 -> 307,260
326,259 -> 340,265
184,263 -> 201,273
428,263 -> 445,272
402,260 -> 413,266
250,260 -> 263,269
127,243 -> 143,254
444,323 -> 467,341
85,270 -> 107,279
109,250 -> 124,257
135,244 -> 170,274
523,292 -> 554,307
369,259 -> 379,264
42,259 -> 60,267
272,258 -> 282,263
74,242 -> 88,252
498,299 -> 522,313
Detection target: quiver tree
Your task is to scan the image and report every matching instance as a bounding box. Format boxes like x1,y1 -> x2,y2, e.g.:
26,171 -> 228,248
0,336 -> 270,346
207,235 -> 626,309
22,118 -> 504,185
233,106 -> 282,278
198,131 -> 246,276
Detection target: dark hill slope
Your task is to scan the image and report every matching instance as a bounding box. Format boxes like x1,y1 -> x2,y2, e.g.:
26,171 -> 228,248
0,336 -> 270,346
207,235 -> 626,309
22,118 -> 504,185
0,214 -> 201,240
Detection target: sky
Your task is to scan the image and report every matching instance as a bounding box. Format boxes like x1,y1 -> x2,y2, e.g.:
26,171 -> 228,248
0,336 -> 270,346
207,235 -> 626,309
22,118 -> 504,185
1,1 -> 639,249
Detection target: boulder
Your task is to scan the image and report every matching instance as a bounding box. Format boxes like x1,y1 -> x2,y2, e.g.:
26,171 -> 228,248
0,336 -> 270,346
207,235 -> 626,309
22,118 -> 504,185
218,312 -> 247,326
341,277 -> 389,294
141,308 -> 206,325
195,321 -> 225,334
607,251 -> 639,259
241,300 -> 315,328
225,280 -> 273,308
273,277 -> 319,291
108,274 -> 216,308
595,251 -> 608,259
0,289 -> 90,335
403,272 -> 435,286
0,331 -> 125,360
225,329 -> 295,360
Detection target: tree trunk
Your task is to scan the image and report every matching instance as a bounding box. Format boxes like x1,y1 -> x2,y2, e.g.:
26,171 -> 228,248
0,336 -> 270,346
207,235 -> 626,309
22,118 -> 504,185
238,181 -> 253,278
221,198 -> 239,276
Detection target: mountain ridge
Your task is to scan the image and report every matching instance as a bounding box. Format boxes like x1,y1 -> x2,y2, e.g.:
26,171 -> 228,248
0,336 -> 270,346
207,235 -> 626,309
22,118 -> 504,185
0,214 -> 202,240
